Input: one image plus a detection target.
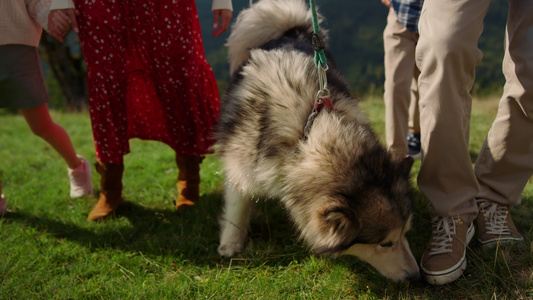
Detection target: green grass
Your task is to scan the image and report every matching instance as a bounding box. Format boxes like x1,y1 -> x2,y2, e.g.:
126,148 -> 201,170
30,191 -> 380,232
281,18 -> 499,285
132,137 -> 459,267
1,97 -> 532,299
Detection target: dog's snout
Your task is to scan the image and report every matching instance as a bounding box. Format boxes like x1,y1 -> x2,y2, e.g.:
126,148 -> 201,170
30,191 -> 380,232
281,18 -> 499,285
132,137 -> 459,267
406,269 -> 422,282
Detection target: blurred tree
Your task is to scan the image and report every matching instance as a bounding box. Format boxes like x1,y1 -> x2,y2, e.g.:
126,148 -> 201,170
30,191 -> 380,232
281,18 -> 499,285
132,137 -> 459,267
39,0 -> 508,104
39,32 -> 87,111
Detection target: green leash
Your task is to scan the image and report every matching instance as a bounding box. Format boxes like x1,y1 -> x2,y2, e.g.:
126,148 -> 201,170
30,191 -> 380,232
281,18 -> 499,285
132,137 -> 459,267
303,0 -> 332,141
309,0 -> 328,70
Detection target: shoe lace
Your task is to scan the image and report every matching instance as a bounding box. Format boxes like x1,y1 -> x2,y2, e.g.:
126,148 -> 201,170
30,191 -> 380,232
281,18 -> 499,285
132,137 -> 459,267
428,216 -> 456,256
480,201 -> 511,236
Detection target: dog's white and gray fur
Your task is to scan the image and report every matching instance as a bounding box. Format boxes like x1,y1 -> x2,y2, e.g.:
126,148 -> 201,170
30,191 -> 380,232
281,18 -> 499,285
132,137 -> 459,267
216,0 -> 420,282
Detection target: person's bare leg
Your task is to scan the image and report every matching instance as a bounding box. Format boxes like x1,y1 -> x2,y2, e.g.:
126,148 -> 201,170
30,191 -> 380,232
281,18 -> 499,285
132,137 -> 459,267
20,104 -> 81,169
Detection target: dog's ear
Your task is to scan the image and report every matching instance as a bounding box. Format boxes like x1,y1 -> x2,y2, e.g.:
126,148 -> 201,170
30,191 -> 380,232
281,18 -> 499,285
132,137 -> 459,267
323,205 -> 360,238
307,203 -> 362,254
399,156 -> 414,178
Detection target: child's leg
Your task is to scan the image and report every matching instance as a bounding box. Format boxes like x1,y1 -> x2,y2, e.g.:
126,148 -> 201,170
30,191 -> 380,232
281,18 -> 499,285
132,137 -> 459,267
20,104 -> 82,169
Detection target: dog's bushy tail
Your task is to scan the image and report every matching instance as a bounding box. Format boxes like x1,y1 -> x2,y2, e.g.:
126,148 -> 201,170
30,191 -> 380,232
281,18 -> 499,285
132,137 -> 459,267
227,0 -> 320,74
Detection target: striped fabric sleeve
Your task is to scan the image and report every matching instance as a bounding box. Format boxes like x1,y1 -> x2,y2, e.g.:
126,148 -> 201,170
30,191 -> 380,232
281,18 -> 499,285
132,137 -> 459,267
212,0 -> 233,11
50,0 -> 74,10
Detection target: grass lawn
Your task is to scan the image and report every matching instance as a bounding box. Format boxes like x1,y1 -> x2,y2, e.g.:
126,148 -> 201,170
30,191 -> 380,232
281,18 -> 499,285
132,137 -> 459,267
0,96 -> 531,299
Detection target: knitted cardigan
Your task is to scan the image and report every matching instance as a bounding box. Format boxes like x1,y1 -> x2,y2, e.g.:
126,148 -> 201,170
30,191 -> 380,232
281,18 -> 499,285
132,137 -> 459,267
0,0 -> 51,47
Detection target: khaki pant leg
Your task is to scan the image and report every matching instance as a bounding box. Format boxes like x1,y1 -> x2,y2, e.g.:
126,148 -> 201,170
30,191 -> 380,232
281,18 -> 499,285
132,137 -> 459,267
408,67 -> 421,133
383,8 -> 419,157
475,0 -> 533,207
416,0 -> 491,223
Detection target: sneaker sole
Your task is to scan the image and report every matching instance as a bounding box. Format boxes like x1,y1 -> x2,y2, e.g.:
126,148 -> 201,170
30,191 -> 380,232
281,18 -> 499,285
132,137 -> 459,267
479,236 -> 524,249
71,186 -> 94,198
422,223 -> 475,285
408,152 -> 421,160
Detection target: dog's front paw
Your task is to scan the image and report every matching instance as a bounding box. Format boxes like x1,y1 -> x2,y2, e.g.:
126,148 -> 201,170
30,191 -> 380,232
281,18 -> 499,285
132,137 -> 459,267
218,242 -> 243,257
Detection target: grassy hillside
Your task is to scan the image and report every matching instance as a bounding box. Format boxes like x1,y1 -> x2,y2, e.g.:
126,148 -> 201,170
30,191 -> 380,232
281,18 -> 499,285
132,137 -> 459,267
1,97 -> 531,298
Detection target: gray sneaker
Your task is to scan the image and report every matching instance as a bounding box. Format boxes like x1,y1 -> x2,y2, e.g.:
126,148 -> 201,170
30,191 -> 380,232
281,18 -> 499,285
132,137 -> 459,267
407,131 -> 421,159
477,200 -> 523,248
420,216 -> 475,285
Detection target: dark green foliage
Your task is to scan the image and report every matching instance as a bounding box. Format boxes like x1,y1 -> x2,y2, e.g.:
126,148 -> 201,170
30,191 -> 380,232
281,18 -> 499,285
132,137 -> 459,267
197,0 -> 509,96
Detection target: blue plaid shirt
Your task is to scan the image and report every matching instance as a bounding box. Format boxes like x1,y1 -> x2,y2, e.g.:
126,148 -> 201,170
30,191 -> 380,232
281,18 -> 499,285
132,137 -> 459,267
391,0 -> 423,33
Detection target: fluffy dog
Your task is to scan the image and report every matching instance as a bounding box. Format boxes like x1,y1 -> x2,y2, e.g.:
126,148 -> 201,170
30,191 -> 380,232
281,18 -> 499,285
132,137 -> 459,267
215,0 -> 420,282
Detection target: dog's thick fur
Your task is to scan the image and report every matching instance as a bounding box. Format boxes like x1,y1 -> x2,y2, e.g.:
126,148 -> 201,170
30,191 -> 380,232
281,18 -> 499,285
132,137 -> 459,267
216,0 -> 420,282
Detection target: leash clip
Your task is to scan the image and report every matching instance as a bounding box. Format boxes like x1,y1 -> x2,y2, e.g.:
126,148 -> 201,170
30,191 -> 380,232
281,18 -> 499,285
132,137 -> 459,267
303,95 -> 334,140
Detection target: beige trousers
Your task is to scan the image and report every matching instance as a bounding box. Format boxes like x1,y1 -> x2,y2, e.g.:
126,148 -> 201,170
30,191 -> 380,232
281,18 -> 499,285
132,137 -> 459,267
416,0 -> 533,223
384,8 -> 420,157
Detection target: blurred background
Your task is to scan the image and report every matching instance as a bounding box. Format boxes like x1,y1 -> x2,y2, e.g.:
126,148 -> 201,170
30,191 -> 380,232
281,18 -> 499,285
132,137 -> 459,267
39,0 -> 509,111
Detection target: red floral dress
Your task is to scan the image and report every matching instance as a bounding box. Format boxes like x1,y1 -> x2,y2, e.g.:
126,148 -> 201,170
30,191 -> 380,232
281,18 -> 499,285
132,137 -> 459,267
75,0 -> 220,164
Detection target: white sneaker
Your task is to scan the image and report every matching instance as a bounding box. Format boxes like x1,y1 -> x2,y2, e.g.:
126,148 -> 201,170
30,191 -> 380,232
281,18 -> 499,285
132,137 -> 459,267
0,194 -> 6,217
68,155 -> 93,198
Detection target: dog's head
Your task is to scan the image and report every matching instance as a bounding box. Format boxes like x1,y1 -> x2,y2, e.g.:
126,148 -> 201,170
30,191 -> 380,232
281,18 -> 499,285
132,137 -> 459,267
285,142 -> 420,282
341,215 -> 420,283
326,156 -> 419,282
